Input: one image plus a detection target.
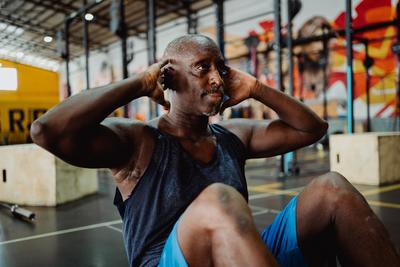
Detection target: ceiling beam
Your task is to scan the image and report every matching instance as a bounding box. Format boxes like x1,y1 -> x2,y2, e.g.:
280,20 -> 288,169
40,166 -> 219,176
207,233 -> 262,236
0,12 -> 103,47
0,0 -> 26,14
23,0 -> 111,31
158,0 -> 186,17
0,28 -> 82,58
0,34 -> 61,60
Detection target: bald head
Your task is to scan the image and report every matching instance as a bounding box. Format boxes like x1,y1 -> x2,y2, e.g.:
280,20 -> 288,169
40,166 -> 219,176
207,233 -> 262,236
163,34 -> 221,59
160,35 -> 227,116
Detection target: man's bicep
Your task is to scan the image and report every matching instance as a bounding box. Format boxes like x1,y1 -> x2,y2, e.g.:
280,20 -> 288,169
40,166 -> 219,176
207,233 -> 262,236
218,119 -> 254,149
55,118 -> 139,169
247,119 -> 319,158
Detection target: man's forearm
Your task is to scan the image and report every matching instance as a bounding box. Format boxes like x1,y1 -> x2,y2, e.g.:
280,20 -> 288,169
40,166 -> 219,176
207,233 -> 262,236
31,73 -> 145,138
251,82 -> 328,133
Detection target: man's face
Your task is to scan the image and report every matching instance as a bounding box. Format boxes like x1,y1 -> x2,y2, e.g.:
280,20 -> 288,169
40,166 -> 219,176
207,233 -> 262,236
166,41 -> 229,116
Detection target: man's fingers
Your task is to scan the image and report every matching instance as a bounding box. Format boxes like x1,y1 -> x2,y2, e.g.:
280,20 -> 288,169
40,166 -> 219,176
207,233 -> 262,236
151,86 -> 170,109
157,58 -> 170,69
160,62 -> 175,75
154,96 -> 169,109
156,97 -> 170,110
158,58 -> 177,69
163,100 -> 171,110
148,59 -> 170,77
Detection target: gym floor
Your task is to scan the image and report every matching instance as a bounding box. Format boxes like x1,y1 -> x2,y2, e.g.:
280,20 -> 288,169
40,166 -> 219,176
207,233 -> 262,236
1,147 -> 399,267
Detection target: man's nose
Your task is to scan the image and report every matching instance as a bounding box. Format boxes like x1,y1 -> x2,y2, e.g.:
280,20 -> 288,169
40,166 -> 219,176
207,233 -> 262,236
209,69 -> 223,87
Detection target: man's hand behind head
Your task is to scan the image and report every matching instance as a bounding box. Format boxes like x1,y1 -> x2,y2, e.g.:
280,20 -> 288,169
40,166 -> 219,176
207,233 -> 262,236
220,67 -> 258,114
141,59 -> 171,110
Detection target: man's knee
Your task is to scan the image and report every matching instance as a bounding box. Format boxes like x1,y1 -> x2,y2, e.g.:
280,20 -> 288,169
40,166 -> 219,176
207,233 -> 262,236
190,183 -> 253,234
308,171 -> 367,213
298,171 -> 369,241
196,183 -> 242,207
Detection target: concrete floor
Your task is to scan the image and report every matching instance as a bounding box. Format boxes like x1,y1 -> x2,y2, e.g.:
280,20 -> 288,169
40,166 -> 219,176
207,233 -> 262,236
0,147 -> 399,266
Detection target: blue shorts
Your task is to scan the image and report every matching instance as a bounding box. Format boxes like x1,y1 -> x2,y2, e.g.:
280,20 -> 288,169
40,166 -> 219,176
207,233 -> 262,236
158,196 -> 308,267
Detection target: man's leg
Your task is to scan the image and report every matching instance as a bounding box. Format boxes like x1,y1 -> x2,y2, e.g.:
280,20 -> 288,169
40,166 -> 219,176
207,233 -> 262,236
297,171 -> 400,267
176,183 -> 278,267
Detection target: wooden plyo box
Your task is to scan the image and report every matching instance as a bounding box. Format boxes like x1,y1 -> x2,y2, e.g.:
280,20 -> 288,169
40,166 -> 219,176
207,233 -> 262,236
329,133 -> 400,185
0,144 -> 98,206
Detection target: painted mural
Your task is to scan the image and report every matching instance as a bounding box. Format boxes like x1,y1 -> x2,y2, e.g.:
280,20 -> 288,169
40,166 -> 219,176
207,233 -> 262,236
256,0 -> 398,121
332,0 -> 398,119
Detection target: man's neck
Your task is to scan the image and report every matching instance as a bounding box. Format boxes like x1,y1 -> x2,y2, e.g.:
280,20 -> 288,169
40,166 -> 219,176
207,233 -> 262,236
160,109 -> 211,140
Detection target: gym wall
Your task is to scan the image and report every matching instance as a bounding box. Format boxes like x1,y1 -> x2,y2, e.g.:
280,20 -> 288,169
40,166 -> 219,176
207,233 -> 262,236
0,59 -> 59,145
56,0 -> 397,125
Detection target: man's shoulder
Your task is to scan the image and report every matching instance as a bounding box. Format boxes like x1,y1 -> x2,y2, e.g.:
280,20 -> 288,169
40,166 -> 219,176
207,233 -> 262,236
102,117 -> 148,127
215,119 -> 256,149
215,118 -> 255,132
101,117 -> 158,140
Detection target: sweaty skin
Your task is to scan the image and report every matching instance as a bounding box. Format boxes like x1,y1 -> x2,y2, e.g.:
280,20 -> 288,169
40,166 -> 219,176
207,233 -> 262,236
31,35 -> 400,267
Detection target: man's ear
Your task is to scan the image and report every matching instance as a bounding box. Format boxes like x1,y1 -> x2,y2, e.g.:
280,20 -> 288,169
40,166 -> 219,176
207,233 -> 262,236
161,61 -> 177,91
160,66 -> 170,90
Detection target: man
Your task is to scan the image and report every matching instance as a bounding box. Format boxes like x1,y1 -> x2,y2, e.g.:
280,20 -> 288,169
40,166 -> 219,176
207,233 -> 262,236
31,35 -> 400,267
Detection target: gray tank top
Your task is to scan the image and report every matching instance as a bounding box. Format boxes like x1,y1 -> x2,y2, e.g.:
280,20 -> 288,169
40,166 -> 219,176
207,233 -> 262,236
114,123 -> 248,267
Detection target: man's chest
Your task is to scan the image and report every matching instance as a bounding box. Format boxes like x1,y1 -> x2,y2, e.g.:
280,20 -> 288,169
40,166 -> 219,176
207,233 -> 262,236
179,135 -> 217,164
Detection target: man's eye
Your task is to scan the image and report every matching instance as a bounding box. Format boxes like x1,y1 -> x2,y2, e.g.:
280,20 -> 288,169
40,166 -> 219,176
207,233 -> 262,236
197,64 -> 209,71
220,67 -> 230,76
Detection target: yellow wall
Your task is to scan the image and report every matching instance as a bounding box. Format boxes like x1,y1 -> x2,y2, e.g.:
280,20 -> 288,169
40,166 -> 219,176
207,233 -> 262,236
0,59 -> 60,144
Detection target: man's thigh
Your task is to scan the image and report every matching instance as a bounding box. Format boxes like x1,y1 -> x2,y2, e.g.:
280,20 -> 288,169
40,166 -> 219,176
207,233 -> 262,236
158,195 -> 308,267
159,183 -> 275,267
